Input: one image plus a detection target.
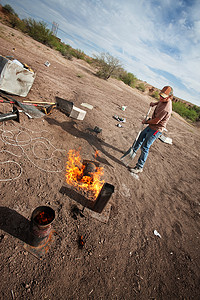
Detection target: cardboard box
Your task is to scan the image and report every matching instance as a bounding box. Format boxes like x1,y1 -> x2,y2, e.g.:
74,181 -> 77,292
69,106 -> 86,120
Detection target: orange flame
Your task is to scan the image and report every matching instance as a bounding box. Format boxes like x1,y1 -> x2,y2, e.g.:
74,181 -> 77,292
65,149 -> 104,199
95,150 -> 100,159
34,211 -> 53,225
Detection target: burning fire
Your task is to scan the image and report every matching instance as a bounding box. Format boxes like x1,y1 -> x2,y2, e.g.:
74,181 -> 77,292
95,150 -> 100,159
34,211 -> 54,225
65,149 -> 105,199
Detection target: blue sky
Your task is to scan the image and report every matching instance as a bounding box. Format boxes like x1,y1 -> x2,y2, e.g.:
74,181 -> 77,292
1,0 -> 200,106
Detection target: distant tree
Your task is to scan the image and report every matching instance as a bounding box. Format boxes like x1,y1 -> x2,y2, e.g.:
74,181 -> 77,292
93,52 -> 122,80
3,4 -> 17,16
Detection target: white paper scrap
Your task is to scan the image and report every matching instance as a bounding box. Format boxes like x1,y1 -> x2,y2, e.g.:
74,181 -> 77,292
81,103 -> 93,110
154,230 -> 161,238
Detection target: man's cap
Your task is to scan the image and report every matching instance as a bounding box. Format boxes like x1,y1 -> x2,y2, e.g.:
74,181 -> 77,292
160,86 -> 173,98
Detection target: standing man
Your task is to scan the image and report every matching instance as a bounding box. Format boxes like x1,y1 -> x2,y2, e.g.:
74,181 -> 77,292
129,86 -> 173,174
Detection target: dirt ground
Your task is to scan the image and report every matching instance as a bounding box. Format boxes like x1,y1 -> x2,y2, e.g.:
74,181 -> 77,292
0,22 -> 200,300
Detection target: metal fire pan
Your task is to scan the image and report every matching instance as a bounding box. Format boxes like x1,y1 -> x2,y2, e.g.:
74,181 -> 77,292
93,183 -> 114,213
55,96 -> 73,116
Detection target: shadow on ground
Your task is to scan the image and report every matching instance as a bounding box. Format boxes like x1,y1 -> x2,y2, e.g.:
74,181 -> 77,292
0,207 -> 30,244
45,117 -> 125,167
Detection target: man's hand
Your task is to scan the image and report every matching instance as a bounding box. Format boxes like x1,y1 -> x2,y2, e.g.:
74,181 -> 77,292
142,119 -> 147,124
150,102 -> 158,107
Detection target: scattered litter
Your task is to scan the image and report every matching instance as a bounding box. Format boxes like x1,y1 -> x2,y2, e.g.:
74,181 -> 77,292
154,230 -> 161,238
116,123 -> 123,128
94,126 -> 102,133
113,115 -> 126,122
70,105 -> 86,120
11,289 -> 15,300
99,238 -> 104,244
122,106 -> 127,111
88,289 -> 94,295
159,135 -> 172,144
44,61 -> 50,67
55,97 -> 86,120
81,103 -> 93,110
0,55 -> 36,97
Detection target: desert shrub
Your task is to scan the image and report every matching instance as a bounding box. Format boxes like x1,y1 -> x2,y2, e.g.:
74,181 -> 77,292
70,49 -> 85,59
9,14 -> 25,29
57,44 -> 73,60
93,52 -> 122,80
172,101 -> 198,122
137,83 -> 146,92
84,57 -> 93,64
193,105 -> 200,119
2,4 -> 20,28
152,90 -> 160,100
15,19 -> 27,32
22,18 -> 53,46
3,4 -> 17,16
9,14 -> 19,28
119,71 -> 137,87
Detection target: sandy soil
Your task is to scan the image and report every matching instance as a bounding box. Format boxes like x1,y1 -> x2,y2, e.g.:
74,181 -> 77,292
0,23 -> 200,300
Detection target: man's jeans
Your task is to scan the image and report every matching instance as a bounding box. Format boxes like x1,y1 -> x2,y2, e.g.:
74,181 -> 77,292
132,126 -> 162,168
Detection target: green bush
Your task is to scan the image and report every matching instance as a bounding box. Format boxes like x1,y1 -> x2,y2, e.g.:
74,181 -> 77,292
119,71 -> 137,87
70,49 -> 85,59
55,43 -> 72,59
172,101 -> 198,122
193,105 -> 200,118
137,83 -> 146,92
22,18 -> 53,46
15,19 -> 27,32
3,4 -> 17,16
84,57 -> 93,64
152,90 -> 160,100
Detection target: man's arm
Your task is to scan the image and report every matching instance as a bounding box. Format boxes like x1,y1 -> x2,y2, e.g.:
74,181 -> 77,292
150,102 -> 159,107
142,104 -> 168,125
141,102 -> 160,124
142,117 -> 161,125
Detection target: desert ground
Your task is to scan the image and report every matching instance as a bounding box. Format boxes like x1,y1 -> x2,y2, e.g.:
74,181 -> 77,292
0,22 -> 200,300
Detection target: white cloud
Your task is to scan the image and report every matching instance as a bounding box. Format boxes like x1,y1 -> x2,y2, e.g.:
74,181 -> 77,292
1,0 -> 200,105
